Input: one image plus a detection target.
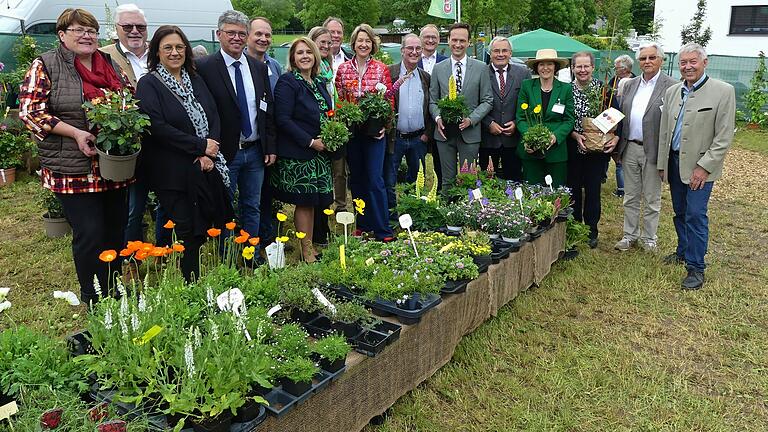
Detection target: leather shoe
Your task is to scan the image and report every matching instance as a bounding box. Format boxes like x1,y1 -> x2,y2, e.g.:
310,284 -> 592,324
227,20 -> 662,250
588,238 -> 598,249
663,253 -> 685,265
681,270 -> 705,290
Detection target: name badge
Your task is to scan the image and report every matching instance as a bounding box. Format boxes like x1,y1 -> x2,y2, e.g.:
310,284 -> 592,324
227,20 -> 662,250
267,67 -> 273,77
259,99 -> 268,112
552,103 -> 565,114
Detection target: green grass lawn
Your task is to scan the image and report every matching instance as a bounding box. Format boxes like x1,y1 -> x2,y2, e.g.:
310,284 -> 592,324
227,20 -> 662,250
1,128 -> 767,430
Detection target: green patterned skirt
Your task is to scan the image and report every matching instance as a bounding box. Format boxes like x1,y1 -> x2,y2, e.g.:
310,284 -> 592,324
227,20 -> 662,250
271,154 -> 333,207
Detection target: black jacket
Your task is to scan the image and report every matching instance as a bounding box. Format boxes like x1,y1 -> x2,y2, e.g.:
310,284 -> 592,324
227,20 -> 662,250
274,72 -> 332,160
195,51 -> 276,162
135,72 -> 220,191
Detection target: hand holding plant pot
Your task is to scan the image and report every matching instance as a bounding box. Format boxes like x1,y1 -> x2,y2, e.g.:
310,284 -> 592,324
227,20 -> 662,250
520,103 -> 553,158
436,75 -> 470,139
358,87 -> 393,138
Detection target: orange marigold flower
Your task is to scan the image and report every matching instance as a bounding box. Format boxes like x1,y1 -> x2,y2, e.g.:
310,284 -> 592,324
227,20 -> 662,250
172,243 -> 185,253
207,228 -> 222,237
99,250 -> 117,262
163,220 -> 175,229
248,237 -> 261,246
119,248 -> 133,257
225,221 -> 236,230
135,250 -> 149,261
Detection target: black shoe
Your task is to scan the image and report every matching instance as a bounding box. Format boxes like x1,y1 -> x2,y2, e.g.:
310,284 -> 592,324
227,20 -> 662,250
613,189 -> 624,197
681,270 -> 704,290
588,238 -> 598,249
663,253 -> 685,265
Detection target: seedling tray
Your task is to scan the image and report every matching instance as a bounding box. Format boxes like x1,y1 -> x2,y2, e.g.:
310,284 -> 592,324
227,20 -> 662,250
441,279 -> 470,295
263,389 -> 298,418
365,293 -> 441,325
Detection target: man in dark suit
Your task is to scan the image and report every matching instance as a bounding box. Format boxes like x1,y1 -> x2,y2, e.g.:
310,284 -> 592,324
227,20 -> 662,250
417,24 -> 447,74
480,36 -> 530,180
384,33 -> 433,212
196,10 -> 276,248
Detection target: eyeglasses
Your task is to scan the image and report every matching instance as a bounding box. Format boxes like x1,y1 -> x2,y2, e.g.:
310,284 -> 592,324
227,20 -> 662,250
221,30 -> 248,40
403,46 -> 422,53
639,55 -> 658,61
118,24 -> 147,32
317,41 -> 332,47
573,65 -> 592,70
161,44 -> 186,54
66,27 -> 98,37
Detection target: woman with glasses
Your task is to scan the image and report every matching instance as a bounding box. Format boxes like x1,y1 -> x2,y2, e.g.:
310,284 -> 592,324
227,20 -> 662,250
19,8 -> 132,307
135,25 -> 231,281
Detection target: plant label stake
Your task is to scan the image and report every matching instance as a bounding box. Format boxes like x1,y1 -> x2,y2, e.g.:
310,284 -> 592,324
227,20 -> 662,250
544,174 -> 554,192
472,188 -> 485,209
267,304 -> 282,317
339,245 -> 346,270
0,400 -> 18,421
399,214 -> 419,257
515,187 -> 524,212
336,211 -> 355,245
312,288 -> 337,314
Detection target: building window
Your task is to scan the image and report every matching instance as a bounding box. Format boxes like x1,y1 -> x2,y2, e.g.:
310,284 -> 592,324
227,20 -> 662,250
730,6 -> 768,35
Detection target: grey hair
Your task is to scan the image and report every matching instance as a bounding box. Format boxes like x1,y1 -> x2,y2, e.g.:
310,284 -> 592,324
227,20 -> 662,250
114,3 -> 146,23
571,51 -> 595,66
401,33 -> 420,45
636,42 -> 665,61
614,54 -> 634,70
192,45 -> 208,58
218,10 -> 249,31
489,36 -> 512,51
679,42 -> 707,60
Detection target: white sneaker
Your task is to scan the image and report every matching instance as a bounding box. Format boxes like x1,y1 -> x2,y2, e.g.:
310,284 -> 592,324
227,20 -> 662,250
640,240 -> 658,252
614,237 -> 635,251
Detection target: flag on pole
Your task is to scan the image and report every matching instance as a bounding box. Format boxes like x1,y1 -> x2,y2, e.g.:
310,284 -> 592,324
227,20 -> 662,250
427,0 -> 457,20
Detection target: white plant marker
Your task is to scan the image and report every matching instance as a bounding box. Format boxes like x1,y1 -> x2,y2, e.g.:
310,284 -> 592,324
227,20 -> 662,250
472,188 -> 485,209
336,211 -> 355,245
544,174 -> 554,192
312,288 -> 337,315
266,304 -> 282,317
515,187 -> 525,213
399,214 -> 419,257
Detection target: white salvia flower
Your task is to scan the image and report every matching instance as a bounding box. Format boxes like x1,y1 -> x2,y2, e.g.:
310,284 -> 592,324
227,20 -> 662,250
131,312 -> 140,332
193,327 -> 202,349
119,295 -> 129,319
104,308 -> 113,330
184,340 -> 196,378
93,275 -> 101,293
206,286 -> 214,308
210,320 -> 220,341
116,279 -> 127,297
143,273 -> 151,291
119,315 -> 128,336
0,300 -> 12,313
138,293 -> 146,313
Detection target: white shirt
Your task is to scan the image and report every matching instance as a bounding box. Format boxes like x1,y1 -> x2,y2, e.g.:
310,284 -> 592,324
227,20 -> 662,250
119,42 -> 148,81
421,52 -> 437,74
332,50 -> 346,73
628,70 -> 660,142
493,65 -> 507,90
451,55 -> 467,89
220,49 -> 259,142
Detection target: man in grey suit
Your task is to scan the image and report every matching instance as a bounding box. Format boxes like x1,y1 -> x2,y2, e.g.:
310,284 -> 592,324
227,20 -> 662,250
657,42 -> 735,290
429,22 -> 493,191
479,36 -> 530,180
614,42 -> 677,253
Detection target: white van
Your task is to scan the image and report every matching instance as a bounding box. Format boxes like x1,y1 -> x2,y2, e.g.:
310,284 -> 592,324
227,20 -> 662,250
0,0 -> 233,41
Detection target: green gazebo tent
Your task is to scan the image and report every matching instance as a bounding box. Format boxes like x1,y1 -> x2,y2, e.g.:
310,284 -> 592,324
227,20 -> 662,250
507,28 -> 598,59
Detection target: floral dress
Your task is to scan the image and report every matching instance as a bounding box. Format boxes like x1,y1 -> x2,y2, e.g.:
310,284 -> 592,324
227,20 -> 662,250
271,71 -> 333,207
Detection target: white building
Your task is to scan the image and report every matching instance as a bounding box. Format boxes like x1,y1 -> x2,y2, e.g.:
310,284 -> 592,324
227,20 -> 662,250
654,0 -> 768,57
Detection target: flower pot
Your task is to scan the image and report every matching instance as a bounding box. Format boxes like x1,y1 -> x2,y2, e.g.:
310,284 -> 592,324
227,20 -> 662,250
446,225 -> 462,232
0,167 -> 16,187
43,215 -> 71,238
331,320 -> 362,338
527,149 -> 546,159
233,399 -> 261,423
319,356 -> 346,373
280,377 -> 312,397
362,117 -> 386,137
488,234 -> 500,239
443,122 -> 461,138
501,236 -> 520,243
96,148 -> 139,182
746,122 -> 761,130
397,293 -> 421,311
191,412 -> 233,432
290,308 -> 319,324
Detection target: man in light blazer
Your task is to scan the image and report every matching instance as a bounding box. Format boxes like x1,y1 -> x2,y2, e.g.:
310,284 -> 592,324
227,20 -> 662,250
657,42 -> 735,290
429,22 -> 493,192
613,42 -> 677,253
480,36 -> 530,180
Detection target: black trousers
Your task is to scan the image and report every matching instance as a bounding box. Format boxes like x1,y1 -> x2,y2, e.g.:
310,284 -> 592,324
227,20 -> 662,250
566,138 -> 608,239
478,146 -> 522,181
57,188 -> 128,303
155,190 -> 205,282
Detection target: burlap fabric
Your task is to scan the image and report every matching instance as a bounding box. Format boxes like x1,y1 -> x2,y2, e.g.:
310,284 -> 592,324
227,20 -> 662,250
582,117 -> 615,152
259,222 -> 566,431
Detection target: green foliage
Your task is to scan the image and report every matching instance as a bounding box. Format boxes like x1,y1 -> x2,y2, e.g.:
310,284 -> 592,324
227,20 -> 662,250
437,94 -> 470,125
330,300 -> 371,324
276,356 -> 317,384
573,35 -> 628,51
334,101 -> 364,126
463,0 -> 532,36
312,334 -> 350,362
320,119 -> 350,152
395,192 -> 445,231
358,90 -> 393,122
232,0 -> 296,30
565,215 -> 591,249
298,0 -> 381,36
0,35 -> 42,108
631,0 -> 655,34
373,49 -> 393,65
525,0 -> 591,35
277,265 -> 323,313
595,0 -> 633,37
272,323 -> 312,359
680,0 -> 712,48
0,109 -> 32,168
37,187 -> 65,218
743,51 -> 768,127
523,123 -> 552,154
82,89 -> 150,156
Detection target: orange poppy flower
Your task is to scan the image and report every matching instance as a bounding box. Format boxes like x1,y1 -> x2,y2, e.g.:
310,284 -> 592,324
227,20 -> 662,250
234,235 -> 248,244
239,229 -> 249,237
119,248 -> 133,257
163,220 -> 175,229
248,237 -> 261,246
207,228 -> 222,237
225,221 -> 236,230
327,110 -> 335,118
172,243 -> 185,253
135,250 -> 149,261
99,250 -> 117,262
126,241 -> 143,252
150,247 -> 166,257
141,243 -> 154,253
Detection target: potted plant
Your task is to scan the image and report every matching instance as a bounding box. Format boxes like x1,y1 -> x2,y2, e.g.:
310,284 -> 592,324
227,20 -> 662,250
357,86 -> 393,137
442,201 -> 472,232
82,89 -> 150,181
581,83 -> 616,152
329,300 -> 369,338
319,110 -> 350,155
499,212 -> 530,243
520,103 -> 553,158
437,75 -> 469,138
0,108 -> 32,187
37,187 -> 70,238
311,334 -> 350,373
277,266 -> 323,322
276,356 -> 317,396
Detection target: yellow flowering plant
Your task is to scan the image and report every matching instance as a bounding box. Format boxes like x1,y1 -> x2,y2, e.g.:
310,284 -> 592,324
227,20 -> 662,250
520,102 -> 552,155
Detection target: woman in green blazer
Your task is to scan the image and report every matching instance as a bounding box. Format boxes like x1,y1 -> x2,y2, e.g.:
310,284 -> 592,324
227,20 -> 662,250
515,49 -> 575,187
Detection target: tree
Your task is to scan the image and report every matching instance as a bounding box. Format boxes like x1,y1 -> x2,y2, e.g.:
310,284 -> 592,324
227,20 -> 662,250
680,0 -> 712,47
231,0 -> 297,30
380,0 -> 446,32
463,0 -> 531,37
596,0 -> 633,36
524,0 -> 589,35
631,0 -> 654,34
298,0 -> 381,34
743,51 -> 768,127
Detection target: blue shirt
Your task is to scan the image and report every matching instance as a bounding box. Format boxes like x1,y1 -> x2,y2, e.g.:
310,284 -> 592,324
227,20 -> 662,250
264,53 -> 283,93
671,73 -> 708,151
396,63 -> 425,133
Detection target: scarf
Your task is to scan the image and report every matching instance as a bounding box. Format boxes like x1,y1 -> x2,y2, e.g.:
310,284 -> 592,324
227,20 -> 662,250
74,51 -> 124,101
293,70 -> 330,120
155,65 -> 230,188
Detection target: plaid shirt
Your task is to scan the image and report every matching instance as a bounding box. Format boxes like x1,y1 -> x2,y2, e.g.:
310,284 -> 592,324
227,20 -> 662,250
19,58 -> 133,193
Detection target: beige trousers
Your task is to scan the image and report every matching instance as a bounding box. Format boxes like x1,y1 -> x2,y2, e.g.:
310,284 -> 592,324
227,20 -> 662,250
622,141 -> 662,242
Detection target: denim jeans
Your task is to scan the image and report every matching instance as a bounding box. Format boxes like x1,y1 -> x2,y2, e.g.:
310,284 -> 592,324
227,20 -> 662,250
227,145 -> 265,242
124,181 -> 149,243
347,134 -> 392,239
391,135 -> 427,184
615,160 -> 625,190
668,151 -> 713,272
